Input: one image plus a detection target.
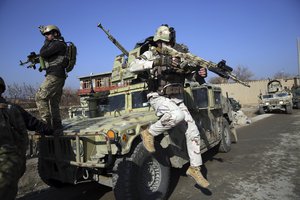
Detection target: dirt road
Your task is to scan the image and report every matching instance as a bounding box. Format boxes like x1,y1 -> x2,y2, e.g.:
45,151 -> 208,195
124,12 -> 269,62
18,110 -> 300,200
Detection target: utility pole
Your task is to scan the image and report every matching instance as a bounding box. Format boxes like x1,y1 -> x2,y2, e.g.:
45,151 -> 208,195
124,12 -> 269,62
298,38 -> 300,78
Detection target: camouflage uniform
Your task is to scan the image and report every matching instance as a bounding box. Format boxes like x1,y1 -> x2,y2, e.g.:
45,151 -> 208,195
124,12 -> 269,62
35,75 -> 65,129
129,49 -> 203,167
35,25 -> 67,129
0,77 -> 53,200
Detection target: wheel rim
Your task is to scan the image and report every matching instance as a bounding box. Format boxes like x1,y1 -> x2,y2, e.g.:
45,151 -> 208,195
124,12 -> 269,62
224,126 -> 230,145
140,157 -> 162,193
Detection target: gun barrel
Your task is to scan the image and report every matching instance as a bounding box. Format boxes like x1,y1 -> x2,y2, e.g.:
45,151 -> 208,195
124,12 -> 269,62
97,23 -> 129,56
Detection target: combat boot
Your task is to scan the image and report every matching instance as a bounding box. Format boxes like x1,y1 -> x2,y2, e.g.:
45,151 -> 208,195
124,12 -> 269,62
140,129 -> 155,153
186,166 -> 210,188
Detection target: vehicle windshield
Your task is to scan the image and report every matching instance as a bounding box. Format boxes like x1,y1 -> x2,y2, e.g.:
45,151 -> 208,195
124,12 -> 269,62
132,90 -> 148,108
107,94 -> 125,112
262,94 -> 273,99
275,92 -> 289,97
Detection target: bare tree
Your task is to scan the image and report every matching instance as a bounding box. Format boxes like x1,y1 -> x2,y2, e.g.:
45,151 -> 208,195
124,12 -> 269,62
208,76 -> 228,84
61,87 -> 80,106
273,71 -> 291,79
233,65 -> 254,81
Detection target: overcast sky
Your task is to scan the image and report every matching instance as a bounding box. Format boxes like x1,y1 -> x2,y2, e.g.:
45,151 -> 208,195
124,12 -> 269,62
0,0 -> 299,88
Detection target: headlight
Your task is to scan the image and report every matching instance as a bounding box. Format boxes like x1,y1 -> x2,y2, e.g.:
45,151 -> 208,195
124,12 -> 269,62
279,101 -> 284,104
265,102 -> 270,105
106,129 -> 118,141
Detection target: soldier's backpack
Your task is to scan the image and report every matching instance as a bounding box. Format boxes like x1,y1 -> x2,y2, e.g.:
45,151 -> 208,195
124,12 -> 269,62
65,42 -> 77,73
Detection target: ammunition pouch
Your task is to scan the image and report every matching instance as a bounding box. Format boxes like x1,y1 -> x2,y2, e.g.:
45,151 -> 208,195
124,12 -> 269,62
44,55 -> 66,69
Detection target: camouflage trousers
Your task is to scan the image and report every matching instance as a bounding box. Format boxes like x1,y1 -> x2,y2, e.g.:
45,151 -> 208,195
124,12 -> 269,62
148,93 -> 202,166
35,75 -> 65,129
0,146 -> 26,200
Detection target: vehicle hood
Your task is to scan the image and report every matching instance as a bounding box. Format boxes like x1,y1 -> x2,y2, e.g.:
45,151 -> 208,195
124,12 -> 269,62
62,111 -> 157,134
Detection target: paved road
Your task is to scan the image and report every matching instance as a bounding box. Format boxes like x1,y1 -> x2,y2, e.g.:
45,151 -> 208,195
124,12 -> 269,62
19,110 -> 300,200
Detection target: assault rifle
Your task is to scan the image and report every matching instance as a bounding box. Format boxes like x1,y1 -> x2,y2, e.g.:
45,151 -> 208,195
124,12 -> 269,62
159,44 -> 251,87
97,23 -> 129,57
20,52 -> 44,72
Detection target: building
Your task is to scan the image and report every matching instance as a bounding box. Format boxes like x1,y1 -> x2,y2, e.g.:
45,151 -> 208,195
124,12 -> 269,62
77,72 -> 130,96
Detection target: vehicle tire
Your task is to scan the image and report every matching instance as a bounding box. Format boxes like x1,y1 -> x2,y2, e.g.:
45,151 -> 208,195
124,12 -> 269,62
286,104 -> 292,114
219,119 -> 232,153
38,157 -> 66,188
296,102 -> 300,109
259,107 -> 265,114
112,142 -> 170,200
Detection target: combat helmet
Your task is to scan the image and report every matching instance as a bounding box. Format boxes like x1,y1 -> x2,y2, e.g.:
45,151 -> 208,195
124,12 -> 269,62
39,25 -> 61,36
0,77 -> 6,94
153,24 -> 176,47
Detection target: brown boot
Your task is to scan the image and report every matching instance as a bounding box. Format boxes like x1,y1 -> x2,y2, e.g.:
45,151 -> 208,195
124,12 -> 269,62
186,166 -> 210,188
140,129 -> 155,153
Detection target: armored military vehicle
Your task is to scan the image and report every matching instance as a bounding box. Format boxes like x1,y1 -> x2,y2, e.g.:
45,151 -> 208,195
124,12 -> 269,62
37,24 -> 241,200
38,82 -> 235,199
258,80 -> 293,114
291,77 -> 300,108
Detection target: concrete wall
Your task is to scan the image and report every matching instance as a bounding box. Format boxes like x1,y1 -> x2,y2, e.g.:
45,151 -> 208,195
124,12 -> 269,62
217,78 -> 294,105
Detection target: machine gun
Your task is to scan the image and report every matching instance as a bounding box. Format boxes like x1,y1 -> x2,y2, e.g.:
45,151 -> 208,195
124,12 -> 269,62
159,44 -> 250,87
97,23 -> 129,57
19,52 -> 44,71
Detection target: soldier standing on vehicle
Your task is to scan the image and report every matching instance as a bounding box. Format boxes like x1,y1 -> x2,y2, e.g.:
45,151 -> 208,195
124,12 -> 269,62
129,24 -> 209,188
35,25 -> 68,130
0,77 -> 53,200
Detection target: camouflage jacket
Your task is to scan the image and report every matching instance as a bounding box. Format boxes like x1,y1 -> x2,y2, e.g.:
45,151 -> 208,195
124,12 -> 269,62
0,97 -> 53,155
40,37 -> 67,78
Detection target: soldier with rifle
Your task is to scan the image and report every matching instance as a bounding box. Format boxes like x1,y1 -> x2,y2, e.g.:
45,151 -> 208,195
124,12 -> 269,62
20,25 -> 69,130
129,24 -> 210,188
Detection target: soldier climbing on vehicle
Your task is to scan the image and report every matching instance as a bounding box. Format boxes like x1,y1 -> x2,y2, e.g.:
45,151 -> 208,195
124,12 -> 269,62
129,24 -> 210,188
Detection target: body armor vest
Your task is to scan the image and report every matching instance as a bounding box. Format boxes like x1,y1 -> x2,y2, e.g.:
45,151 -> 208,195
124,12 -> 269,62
44,55 -> 66,68
148,65 -> 185,95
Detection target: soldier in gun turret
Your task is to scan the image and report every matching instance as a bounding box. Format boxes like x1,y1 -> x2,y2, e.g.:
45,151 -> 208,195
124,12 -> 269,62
129,24 -> 209,188
35,25 -> 68,130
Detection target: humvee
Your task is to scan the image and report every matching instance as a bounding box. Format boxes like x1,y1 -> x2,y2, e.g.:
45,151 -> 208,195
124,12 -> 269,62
38,82 -> 236,199
37,24 -> 238,200
258,80 -> 293,114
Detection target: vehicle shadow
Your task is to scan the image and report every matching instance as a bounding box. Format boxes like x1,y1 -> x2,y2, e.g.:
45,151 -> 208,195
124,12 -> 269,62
17,182 -> 112,200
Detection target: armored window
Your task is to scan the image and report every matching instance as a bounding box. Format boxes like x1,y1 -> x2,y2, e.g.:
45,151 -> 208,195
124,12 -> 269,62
276,92 -> 288,97
132,90 -> 148,108
107,94 -> 125,112
192,88 -> 208,108
262,94 -> 273,99
214,91 -> 221,106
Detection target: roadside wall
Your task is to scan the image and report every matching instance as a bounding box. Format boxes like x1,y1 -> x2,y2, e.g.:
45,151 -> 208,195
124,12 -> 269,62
218,78 -> 294,105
